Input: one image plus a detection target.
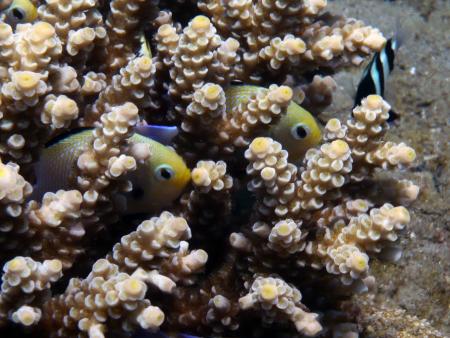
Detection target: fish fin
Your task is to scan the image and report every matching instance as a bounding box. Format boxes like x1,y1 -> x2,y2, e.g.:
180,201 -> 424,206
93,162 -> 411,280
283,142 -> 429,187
378,245 -> 403,262
387,109 -> 399,124
45,127 -> 93,148
393,17 -> 414,51
138,31 -> 152,58
135,124 -> 178,145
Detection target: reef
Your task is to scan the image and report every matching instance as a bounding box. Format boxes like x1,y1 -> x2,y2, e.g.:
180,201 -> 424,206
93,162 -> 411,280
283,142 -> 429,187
0,1 -> 423,337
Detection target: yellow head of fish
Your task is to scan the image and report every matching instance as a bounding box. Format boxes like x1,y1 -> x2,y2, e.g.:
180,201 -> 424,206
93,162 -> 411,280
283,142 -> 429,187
225,85 -> 322,162
4,0 -> 37,26
127,134 -> 191,212
269,101 -> 322,162
34,129 -> 190,214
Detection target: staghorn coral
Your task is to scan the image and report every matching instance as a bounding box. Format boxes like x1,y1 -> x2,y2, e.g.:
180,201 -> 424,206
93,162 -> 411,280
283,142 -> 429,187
0,1 -> 424,337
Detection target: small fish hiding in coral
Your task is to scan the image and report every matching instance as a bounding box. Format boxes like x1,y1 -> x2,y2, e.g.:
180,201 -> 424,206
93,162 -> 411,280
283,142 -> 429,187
33,126 -> 190,212
138,31 -> 152,58
2,0 -> 37,26
354,36 -> 401,122
226,85 -> 322,162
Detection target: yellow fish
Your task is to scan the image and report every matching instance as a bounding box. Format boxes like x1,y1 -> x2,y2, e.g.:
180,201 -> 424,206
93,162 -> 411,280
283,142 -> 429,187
34,128 -> 191,213
225,85 -> 322,162
3,0 -> 37,25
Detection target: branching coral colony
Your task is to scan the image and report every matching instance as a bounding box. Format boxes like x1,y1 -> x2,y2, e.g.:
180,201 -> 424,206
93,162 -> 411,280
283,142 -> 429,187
0,1 -> 420,337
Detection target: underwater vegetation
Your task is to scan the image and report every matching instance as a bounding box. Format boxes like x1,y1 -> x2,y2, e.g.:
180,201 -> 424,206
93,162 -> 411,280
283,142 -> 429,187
0,0 -> 438,337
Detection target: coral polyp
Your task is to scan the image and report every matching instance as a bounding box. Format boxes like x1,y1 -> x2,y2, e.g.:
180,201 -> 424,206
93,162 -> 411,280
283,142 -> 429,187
0,0 -> 435,337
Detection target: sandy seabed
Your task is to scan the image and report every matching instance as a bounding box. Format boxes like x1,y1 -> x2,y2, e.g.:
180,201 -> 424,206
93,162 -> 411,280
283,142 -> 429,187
327,0 -> 449,336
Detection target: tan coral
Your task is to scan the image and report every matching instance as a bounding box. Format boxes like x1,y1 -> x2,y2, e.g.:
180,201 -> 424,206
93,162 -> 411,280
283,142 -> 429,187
325,95 -> 416,180
267,219 -> 308,256
180,160 -> 233,229
245,137 -> 298,218
159,242 -> 208,285
81,71 -> 107,96
27,190 -> 82,228
0,160 -> 32,204
40,259 -> 165,337
41,95 -> 79,129
11,22 -> 62,72
1,71 -> 49,111
83,56 -> 153,125
300,75 -> 337,112
191,160 -> 233,193
66,27 -> 98,56
211,37 -> 240,85
183,83 -> 226,135
108,212 -> 191,272
259,35 -> 307,71
168,15 -> 222,117
104,0 -> 154,72
11,305 -> 42,326
296,140 -> 353,210
324,118 -> 347,141
37,0 -> 102,43
394,179 -> 420,204
215,85 -> 293,153
0,23 -> 15,66
0,257 -> 63,324
155,23 -> 180,67
239,276 -> 322,336
366,142 -> 416,169
305,204 -> 410,283
78,102 -> 138,178
49,64 -> 80,93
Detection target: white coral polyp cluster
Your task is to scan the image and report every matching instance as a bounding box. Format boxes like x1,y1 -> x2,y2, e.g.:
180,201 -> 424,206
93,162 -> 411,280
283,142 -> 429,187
57,259 -> 165,337
1,256 -> 63,294
42,94 -> 79,128
110,211 -> 192,270
302,0 -> 328,15
343,20 -> 386,52
0,160 -> 32,203
100,102 -> 139,137
298,140 -> 353,210
268,219 -> 307,255
66,27 -> 97,56
191,160 -> 233,192
11,305 -> 42,326
2,71 -> 48,108
260,35 -> 307,70
239,276 -> 322,336
188,83 -> 226,118
107,155 -> 136,178
13,22 -> 62,71
326,244 -> 369,282
28,190 -> 82,227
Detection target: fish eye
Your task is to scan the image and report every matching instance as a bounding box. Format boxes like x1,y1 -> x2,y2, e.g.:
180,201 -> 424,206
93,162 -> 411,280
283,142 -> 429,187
155,165 -> 174,181
7,7 -> 26,23
291,123 -> 310,140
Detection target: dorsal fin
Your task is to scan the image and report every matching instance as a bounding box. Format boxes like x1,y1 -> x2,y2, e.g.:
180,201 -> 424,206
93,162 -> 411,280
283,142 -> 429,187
45,127 -> 93,148
135,124 -> 178,145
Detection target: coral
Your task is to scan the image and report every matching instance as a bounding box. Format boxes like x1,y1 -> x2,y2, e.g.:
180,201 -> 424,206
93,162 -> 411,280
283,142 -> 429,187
239,276 -> 322,336
0,1 -> 421,338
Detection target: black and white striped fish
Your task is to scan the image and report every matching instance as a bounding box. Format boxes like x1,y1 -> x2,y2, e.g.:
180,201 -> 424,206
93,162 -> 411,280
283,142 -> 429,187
354,37 -> 400,122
